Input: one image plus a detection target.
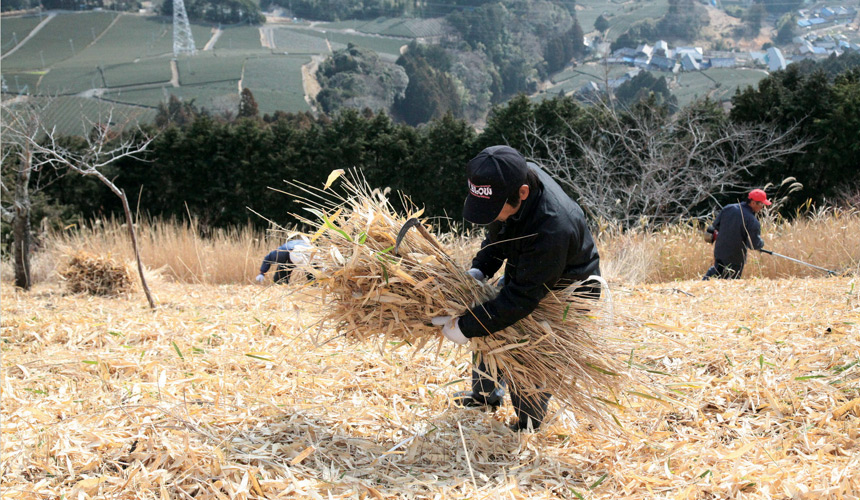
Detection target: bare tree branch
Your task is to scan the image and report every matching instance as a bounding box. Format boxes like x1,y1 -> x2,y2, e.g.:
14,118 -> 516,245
2,97 -> 157,306
524,100 -> 809,228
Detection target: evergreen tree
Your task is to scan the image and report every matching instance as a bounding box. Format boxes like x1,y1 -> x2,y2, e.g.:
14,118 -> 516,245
238,88 -> 259,119
594,15 -> 610,34
657,0 -> 708,40
775,16 -> 797,45
395,43 -> 462,126
614,71 -> 677,110
731,58 -> 860,204
743,3 -> 766,36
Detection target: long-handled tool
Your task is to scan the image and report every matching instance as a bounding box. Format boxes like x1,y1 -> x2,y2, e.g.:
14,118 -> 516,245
759,249 -> 838,276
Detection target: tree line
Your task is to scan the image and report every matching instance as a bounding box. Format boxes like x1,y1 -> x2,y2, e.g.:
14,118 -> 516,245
160,0 -> 265,25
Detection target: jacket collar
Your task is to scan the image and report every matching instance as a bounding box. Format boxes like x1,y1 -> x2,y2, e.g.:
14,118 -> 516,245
506,178 -> 543,228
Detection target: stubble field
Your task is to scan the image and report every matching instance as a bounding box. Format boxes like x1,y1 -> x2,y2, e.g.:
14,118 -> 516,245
2,274 -> 858,499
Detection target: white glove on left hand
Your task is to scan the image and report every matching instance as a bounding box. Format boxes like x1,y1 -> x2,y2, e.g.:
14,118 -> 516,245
255,274 -> 265,283
431,316 -> 469,345
466,268 -> 486,282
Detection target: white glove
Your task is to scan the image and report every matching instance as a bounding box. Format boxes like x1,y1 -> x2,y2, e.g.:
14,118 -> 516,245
431,316 -> 469,345
255,274 -> 265,283
466,268 -> 486,282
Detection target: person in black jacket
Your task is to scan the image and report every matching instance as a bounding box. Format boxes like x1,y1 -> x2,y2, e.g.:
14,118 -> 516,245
431,145 -> 601,432
702,189 -> 769,280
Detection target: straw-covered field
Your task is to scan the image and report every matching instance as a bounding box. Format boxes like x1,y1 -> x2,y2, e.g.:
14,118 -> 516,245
2,271 -> 858,498
3,185 -> 859,498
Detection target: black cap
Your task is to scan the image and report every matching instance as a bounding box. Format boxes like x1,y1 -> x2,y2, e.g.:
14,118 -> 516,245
463,145 -> 528,225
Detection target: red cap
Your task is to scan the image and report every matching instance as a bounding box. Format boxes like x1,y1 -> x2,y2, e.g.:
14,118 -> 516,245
748,189 -> 771,205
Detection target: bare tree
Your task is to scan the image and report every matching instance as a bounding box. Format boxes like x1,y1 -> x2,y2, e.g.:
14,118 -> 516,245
1,99 -> 157,307
524,99 -> 810,228
1,99 -> 48,290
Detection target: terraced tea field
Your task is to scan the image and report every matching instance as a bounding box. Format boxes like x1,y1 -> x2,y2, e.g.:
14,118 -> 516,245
1,11 -> 117,71
243,55 -> 312,112
538,62 -> 768,107
25,95 -> 157,136
672,68 -> 768,106
1,15 -> 44,55
1,11 -> 420,127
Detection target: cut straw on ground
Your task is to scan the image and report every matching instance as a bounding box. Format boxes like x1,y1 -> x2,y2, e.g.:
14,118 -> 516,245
2,276 -> 857,498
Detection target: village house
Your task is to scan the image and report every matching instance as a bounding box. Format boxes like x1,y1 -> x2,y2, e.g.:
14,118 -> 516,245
766,47 -> 787,71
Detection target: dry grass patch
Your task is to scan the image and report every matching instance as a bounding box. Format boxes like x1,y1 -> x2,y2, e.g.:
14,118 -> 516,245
58,251 -> 134,296
2,276 -> 858,499
45,217 -> 272,285
4,208 -> 855,288
598,208 -> 860,284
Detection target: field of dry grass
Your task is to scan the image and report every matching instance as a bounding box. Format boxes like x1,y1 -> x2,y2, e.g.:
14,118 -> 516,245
2,273 -> 858,498
598,208 -> 860,284
2,209 -> 859,498
41,217 -> 276,285
7,208 -> 860,288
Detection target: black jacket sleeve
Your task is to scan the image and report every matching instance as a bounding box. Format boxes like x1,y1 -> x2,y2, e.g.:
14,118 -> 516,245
459,231 -> 569,337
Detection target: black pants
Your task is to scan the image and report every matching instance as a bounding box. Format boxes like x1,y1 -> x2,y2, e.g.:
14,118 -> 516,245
470,279 -> 602,429
275,265 -> 317,284
702,260 -> 743,280
273,265 -> 292,284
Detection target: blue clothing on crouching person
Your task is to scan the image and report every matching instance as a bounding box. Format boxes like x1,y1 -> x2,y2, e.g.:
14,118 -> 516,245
260,239 -> 307,283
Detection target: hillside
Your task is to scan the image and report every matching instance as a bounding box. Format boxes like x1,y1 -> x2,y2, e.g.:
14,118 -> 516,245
2,275 -> 858,498
0,11 -> 419,134
10,0 -> 846,132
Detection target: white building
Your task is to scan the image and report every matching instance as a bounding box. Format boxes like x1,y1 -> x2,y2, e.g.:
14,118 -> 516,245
766,47 -> 787,71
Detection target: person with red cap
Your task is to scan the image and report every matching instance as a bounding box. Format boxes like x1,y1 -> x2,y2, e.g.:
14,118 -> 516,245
430,145 -> 601,432
702,189 -> 770,280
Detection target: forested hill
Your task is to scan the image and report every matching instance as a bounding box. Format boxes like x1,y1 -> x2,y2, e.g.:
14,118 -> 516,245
310,0 -> 586,124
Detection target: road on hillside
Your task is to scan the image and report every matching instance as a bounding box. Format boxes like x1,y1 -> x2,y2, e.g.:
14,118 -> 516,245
0,12 -> 56,60
203,27 -> 222,51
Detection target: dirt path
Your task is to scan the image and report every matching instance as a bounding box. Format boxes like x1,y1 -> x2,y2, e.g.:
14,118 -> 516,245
1,12 -> 56,60
302,54 -> 324,114
203,27 -> 223,51
170,59 -> 179,87
259,27 -> 276,50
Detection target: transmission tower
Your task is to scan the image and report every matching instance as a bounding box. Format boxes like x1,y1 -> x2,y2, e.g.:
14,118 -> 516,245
173,0 -> 196,57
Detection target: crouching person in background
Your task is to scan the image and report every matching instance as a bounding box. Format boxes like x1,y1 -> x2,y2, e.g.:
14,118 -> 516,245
256,238 -> 312,284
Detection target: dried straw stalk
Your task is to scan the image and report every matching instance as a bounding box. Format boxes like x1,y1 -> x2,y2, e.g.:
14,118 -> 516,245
59,251 -> 134,296
288,170 -> 628,426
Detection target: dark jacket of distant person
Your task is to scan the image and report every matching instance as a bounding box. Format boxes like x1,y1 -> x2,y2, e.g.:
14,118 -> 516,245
708,201 -> 765,270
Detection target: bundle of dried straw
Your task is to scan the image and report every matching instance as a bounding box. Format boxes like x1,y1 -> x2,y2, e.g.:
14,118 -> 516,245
290,170 -> 629,426
59,251 -> 134,296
